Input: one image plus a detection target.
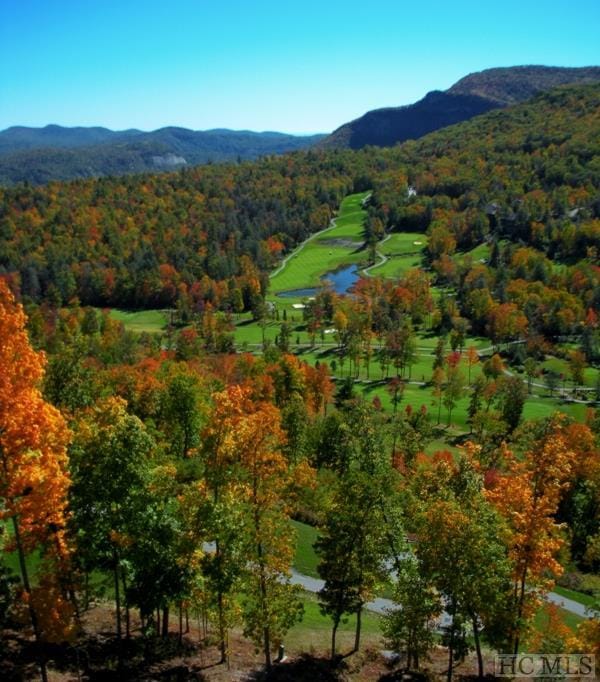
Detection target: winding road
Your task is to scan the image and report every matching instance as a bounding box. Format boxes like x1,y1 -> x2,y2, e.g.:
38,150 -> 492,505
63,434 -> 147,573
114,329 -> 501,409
290,568 -> 590,620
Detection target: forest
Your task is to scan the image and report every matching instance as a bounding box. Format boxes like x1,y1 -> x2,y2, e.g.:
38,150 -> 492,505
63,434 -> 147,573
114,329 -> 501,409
1,84 -> 600,680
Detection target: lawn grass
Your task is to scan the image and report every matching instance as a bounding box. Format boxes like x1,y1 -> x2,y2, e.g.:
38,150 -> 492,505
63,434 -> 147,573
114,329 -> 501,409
553,585 -> 597,608
233,312 -> 592,435
457,242 -> 490,263
539,355 -> 600,389
368,232 -> 427,278
369,253 -> 423,279
109,308 -> 168,333
533,603 -> 584,634
286,590 -> 382,654
269,192 -> 370,295
292,520 -> 320,578
101,188 -> 597,478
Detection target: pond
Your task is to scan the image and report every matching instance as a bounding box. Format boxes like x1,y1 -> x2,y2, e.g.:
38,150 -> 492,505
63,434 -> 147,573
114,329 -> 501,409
276,264 -> 360,298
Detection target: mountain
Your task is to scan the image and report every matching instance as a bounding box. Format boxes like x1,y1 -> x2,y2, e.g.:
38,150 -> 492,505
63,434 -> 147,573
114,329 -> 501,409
320,65 -> 600,150
0,124 -> 142,154
0,125 -> 325,185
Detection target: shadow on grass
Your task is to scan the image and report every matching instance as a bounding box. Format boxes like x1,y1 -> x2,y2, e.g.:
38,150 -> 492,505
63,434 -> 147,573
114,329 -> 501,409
1,631 -> 209,682
378,671 -> 432,681
247,653 -> 347,681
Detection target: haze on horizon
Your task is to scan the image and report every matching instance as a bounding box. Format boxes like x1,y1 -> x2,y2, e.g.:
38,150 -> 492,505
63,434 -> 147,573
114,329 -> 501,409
1,0 -> 599,134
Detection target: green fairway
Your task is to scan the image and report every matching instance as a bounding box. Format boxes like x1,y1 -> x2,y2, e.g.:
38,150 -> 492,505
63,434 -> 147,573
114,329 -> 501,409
367,232 -> 427,278
538,355 -> 600,389
269,192 -> 369,294
109,308 -> 168,333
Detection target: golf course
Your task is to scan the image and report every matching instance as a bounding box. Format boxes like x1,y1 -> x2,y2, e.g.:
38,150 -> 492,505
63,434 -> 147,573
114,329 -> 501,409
106,190 -> 598,446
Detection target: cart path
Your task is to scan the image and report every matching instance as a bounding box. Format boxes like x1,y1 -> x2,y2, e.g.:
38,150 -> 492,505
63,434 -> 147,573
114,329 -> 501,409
290,569 -> 589,619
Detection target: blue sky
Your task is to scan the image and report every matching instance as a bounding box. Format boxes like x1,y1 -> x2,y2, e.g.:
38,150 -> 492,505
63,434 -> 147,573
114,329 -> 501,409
1,0 -> 599,133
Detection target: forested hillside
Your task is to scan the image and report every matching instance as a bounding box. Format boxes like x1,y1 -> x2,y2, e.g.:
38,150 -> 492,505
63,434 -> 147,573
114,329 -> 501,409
1,84 -> 599,328
0,125 -> 325,185
2,84 -> 600,680
320,64 -> 600,149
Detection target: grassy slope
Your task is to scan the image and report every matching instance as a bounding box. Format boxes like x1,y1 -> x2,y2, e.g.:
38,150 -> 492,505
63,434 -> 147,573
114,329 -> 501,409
287,591 -> 381,653
292,520 -> 320,578
109,308 -> 168,333
269,192 -> 369,294
106,186 -> 597,453
291,520 -> 583,640
553,585 -> 597,608
368,232 -> 427,278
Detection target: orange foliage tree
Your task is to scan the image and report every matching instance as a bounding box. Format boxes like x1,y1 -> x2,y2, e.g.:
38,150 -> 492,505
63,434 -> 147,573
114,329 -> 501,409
0,280 -> 73,680
484,416 -> 579,653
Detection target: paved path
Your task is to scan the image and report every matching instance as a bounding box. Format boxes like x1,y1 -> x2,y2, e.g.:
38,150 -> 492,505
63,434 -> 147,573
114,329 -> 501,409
290,569 -> 588,621
270,193 -> 371,280
290,570 -> 397,616
546,591 -> 589,618
291,570 -> 444,629
361,234 -> 391,278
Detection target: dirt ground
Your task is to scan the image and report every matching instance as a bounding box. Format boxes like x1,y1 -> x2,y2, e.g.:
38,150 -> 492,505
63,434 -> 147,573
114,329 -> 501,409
1,604 -> 497,681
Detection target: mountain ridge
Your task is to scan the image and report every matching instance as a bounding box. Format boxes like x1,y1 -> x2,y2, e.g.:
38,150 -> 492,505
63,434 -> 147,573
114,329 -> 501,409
320,65 -> 600,150
0,126 -> 325,185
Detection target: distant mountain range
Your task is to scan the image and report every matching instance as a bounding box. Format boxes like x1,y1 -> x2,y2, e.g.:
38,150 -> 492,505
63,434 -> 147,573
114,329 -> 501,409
3,65 -> 600,185
0,126 -> 325,185
319,65 -> 600,149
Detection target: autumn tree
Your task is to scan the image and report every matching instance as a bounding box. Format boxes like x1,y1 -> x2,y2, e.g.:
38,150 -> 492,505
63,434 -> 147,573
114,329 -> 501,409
432,365 -> 445,425
159,369 -> 205,459
523,357 -> 538,394
316,471 -> 389,659
569,350 -> 587,390
69,397 -> 159,641
197,386 -> 249,663
497,376 -> 527,434
443,356 -> 465,427
317,400 -> 395,658
234,386 -> 306,669
202,385 -> 305,669
0,280 -> 74,681
465,346 -> 479,385
485,416 -> 580,653
411,454 -> 512,680
383,550 -> 442,672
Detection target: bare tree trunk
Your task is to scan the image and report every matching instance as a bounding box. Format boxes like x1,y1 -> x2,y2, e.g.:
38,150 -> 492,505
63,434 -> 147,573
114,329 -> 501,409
353,606 -> 362,653
121,572 -> 130,639
162,606 -> 169,637
331,617 -> 339,660
112,551 -> 122,641
217,589 -> 226,663
447,635 -> 454,682
263,625 -> 271,670
514,567 -> 528,654
84,571 -> 90,610
11,516 -> 48,682
471,612 -> 484,679
178,602 -> 183,644
447,602 -> 456,682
